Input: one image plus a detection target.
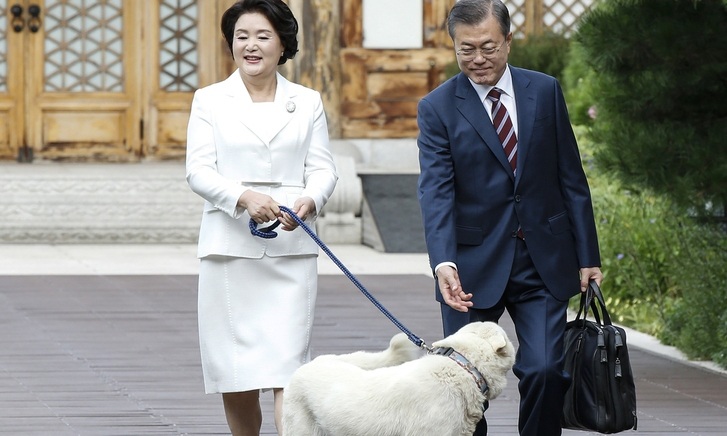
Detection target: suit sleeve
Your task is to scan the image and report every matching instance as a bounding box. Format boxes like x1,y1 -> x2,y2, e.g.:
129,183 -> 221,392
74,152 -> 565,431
417,97 -> 458,270
553,80 -> 601,267
301,92 -> 338,216
185,89 -> 247,218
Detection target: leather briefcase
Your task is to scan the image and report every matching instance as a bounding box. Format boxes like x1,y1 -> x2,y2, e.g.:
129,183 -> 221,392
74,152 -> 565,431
561,281 -> 638,433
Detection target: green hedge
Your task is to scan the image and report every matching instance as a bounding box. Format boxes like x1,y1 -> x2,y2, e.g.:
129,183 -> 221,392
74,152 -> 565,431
572,0 -> 727,220
565,0 -> 727,367
574,126 -> 727,367
508,32 -> 570,84
661,230 -> 727,365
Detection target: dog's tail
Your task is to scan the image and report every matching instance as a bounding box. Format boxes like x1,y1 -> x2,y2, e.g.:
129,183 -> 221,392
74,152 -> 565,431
330,333 -> 423,370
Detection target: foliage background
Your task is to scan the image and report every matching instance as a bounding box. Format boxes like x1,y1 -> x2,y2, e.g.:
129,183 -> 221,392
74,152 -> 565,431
573,0 -> 727,218
564,0 -> 727,366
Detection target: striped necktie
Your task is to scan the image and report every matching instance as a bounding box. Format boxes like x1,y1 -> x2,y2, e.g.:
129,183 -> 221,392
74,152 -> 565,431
487,88 -> 518,174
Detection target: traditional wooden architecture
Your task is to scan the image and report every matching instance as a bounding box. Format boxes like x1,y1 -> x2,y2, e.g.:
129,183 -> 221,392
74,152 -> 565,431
0,0 -> 593,162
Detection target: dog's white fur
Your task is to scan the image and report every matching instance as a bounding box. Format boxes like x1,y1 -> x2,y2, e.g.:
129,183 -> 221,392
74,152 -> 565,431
283,321 -> 515,436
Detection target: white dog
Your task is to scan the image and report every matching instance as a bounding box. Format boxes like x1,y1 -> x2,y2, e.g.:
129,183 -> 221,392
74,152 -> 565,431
283,321 -> 516,436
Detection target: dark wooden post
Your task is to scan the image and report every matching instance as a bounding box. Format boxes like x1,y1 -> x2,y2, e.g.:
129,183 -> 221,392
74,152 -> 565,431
282,0 -> 342,138
525,0 -> 544,36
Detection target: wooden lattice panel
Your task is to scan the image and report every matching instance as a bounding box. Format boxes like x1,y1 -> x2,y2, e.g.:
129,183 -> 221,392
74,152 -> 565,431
543,0 -> 595,35
44,0 -> 125,92
508,0 -> 528,38
159,0 -> 199,92
0,3 -> 7,92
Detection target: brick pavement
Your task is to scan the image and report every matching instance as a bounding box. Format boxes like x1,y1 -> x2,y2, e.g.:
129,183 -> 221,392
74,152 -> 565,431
1,274 -> 726,435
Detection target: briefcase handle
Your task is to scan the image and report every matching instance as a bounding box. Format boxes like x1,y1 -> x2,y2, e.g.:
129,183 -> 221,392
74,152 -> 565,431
575,280 -> 613,327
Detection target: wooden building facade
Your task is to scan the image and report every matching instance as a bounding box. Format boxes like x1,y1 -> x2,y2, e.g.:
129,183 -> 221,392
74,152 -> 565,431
0,0 -> 593,162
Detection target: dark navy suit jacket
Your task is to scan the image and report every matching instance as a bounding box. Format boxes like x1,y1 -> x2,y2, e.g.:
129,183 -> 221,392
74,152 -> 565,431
417,66 -> 601,308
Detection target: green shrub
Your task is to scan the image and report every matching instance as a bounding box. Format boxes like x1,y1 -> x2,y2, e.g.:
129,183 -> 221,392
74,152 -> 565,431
716,311 -> 727,367
508,32 -> 570,84
568,0 -> 727,367
574,125 -> 727,367
578,127 -> 681,336
562,41 -> 598,126
661,228 -> 727,361
574,0 -> 727,218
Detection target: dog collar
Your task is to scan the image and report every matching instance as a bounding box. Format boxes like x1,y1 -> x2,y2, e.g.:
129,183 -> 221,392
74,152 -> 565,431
430,346 -> 490,397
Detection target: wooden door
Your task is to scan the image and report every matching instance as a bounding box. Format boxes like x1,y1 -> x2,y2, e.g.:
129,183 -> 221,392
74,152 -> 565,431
0,2 -> 25,160
0,0 -> 225,162
141,0 -> 223,160
22,0 -> 143,161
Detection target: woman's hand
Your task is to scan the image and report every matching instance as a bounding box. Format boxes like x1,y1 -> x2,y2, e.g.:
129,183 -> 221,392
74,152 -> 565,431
280,197 -> 316,231
238,191 -> 281,224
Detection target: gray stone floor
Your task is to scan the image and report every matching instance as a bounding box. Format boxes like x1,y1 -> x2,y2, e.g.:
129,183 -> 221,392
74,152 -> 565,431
1,273 -> 726,435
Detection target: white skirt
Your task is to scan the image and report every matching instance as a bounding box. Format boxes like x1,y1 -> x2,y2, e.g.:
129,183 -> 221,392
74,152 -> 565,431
197,254 -> 317,394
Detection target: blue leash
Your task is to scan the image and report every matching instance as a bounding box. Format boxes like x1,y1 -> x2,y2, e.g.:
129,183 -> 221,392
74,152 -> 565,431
249,205 -> 429,350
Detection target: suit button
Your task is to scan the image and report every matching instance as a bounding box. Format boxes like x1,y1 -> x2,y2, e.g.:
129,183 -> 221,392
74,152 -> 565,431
514,195 -> 521,202
511,231 -> 518,238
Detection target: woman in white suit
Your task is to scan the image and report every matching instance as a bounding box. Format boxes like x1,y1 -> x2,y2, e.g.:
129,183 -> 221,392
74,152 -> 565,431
185,1 -> 337,434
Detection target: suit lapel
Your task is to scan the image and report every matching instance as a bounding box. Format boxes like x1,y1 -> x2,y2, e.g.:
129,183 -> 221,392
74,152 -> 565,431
510,67 -> 535,185
266,73 -> 297,143
455,73 -> 513,179
223,71 -> 297,146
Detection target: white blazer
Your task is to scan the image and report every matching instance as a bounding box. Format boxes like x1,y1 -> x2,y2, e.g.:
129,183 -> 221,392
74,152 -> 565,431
186,71 -> 338,258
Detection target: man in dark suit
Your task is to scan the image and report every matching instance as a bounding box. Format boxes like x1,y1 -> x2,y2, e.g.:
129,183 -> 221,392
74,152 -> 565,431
417,1 -> 603,435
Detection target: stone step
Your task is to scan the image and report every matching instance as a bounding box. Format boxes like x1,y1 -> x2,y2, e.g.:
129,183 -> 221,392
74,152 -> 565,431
0,160 -> 363,246
0,139 -> 424,250
0,163 -> 202,243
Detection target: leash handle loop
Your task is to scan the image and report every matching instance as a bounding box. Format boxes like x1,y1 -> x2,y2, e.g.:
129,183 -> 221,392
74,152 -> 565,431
250,206 -> 426,348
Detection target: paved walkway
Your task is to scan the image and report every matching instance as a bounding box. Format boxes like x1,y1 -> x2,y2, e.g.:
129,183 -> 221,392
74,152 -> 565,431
0,244 -> 726,435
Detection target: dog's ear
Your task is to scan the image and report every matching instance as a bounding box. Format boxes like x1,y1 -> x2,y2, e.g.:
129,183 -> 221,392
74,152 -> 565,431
490,332 -> 508,353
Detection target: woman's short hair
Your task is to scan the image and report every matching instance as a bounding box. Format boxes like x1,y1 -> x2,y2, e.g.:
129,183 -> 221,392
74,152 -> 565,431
221,0 -> 299,65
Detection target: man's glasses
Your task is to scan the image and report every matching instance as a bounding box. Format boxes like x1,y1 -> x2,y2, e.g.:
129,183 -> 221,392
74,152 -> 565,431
455,40 -> 507,61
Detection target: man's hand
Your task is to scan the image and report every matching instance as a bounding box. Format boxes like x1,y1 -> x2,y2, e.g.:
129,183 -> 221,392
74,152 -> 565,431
580,266 -> 604,292
436,266 -> 473,312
